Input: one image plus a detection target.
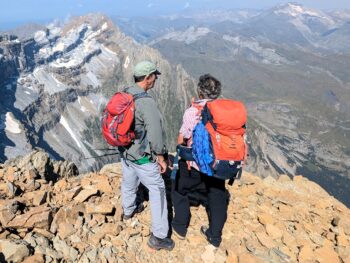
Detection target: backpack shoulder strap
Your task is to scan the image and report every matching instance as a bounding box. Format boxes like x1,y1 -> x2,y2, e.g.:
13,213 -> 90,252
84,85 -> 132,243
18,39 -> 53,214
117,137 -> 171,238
133,92 -> 151,101
122,87 -> 151,101
201,104 -> 216,130
122,87 -> 130,93
131,91 -> 152,147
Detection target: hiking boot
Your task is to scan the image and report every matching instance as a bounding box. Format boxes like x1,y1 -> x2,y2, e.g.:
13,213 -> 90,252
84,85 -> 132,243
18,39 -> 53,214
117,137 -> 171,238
200,226 -> 220,248
172,226 -> 186,240
147,234 -> 175,251
123,203 -> 145,221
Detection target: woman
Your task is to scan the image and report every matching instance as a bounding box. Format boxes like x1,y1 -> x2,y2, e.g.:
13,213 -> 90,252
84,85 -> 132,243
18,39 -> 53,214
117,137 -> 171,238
172,74 -> 229,248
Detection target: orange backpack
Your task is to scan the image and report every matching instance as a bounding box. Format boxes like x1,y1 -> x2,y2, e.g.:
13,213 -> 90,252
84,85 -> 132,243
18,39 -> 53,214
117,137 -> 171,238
189,98 -> 247,184
205,99 -> 247,162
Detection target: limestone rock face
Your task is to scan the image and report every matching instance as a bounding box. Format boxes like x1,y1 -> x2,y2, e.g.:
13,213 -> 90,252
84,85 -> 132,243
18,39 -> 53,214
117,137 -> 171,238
0,151 -> 349,262
0,14 -> 195,174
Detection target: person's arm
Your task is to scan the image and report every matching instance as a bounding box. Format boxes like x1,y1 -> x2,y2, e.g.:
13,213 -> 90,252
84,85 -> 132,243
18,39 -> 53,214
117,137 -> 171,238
178,107 -> 198,145
177,133 -> 185,145
140,99 -> 167,173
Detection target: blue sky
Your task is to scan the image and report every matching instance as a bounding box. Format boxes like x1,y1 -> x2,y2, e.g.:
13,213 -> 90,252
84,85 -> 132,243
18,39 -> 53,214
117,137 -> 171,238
1,0 -> 350,29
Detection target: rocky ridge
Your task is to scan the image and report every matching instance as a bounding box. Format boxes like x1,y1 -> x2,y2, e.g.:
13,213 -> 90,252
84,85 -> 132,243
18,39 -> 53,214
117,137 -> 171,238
0,150 -> 349,262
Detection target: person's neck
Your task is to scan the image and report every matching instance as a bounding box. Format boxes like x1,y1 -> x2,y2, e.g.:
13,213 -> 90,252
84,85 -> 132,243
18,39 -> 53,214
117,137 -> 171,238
136,82 -> 148,91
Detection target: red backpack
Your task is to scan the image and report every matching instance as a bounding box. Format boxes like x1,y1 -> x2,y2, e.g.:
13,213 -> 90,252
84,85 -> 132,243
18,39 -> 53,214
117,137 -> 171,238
101,89 -> 150,147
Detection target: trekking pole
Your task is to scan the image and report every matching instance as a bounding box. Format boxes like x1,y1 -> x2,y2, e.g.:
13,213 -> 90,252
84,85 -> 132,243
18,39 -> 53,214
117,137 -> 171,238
83,152 -> 120,160
93,148 -> 118,151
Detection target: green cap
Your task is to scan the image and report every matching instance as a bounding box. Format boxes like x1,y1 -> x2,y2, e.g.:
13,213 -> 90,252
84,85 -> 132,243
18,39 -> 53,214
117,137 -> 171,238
133,61 -> 161,77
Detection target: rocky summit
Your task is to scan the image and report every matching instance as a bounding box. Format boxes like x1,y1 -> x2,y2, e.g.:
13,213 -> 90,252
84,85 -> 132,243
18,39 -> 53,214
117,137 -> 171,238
0,151 -> 349,263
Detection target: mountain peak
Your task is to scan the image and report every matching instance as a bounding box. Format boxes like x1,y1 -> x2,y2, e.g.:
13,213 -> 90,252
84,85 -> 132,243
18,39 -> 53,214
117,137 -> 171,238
60,13 -> 116,37
274,2 -> 321,18
264,2 -> 336,29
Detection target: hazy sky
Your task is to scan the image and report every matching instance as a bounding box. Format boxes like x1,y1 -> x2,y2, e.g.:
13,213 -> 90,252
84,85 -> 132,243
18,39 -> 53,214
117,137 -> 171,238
1,0 -> 350,28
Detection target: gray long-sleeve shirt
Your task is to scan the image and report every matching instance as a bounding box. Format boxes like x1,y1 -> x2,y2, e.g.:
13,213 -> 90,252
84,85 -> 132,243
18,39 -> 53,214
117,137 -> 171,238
118,85 -> 166,161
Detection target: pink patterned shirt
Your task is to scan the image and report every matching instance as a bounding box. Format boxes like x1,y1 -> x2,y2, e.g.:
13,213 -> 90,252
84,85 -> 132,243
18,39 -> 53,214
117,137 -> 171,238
179,99 -> 208,140
179,99 -> 209,170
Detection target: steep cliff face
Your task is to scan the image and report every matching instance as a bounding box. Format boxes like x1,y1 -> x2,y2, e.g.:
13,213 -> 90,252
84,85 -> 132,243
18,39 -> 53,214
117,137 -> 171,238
245,102 -> 350,207
0,14 -> 195,172
0,36 -> 24,96
0,152 -> 349,262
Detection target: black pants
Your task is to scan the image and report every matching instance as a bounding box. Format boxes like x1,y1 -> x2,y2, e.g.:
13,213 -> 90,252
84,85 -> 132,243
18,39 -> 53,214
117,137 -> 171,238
171,160 -> 229,246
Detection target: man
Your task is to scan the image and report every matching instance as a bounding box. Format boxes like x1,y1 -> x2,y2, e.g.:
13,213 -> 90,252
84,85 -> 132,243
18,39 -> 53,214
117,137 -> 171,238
119,60 -> 174,251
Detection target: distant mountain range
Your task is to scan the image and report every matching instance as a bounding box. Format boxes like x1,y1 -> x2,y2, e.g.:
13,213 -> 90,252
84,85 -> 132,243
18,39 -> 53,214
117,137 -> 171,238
115,3 -> 350,205
1,3 -> 350,207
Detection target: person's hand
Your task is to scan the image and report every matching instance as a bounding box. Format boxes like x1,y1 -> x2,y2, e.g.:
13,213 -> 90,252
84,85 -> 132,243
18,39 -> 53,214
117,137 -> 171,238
156,155 -> 167,174
158,160 -> 167,173
167,158 -> 174,170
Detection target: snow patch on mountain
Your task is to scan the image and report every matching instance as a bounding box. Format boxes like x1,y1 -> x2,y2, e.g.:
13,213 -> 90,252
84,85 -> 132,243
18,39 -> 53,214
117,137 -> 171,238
101,22 -> 108,31
77,97 -> 86,112
101,45 -> 117,56
32,68 -> 68,94
16,19 -> 120,101
5,112 -> 22,134
59,115 -> 82,149
165,9 -> 258,23
223,35 -> 290,65
124,55 -> 130,69
274,3 -> 335,27
77,96 -> 94,113
37,24 -> 88,61
290,17 -> 314,36
34,30 -> 49,44
150,26 -> 211,45
47,23 -> 62,37
275,3 -> 315,17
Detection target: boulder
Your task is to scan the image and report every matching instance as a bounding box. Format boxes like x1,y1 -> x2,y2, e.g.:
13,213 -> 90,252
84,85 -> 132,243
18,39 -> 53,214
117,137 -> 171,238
53,236 -> 79,261
86,202 -> 114,215
74,188 -> 99,203
7,206 -> 52,230
0,239 -> 32,263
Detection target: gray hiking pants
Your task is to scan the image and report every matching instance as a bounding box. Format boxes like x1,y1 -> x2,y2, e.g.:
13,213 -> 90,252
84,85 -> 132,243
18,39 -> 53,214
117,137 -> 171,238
121,158 -> 169,239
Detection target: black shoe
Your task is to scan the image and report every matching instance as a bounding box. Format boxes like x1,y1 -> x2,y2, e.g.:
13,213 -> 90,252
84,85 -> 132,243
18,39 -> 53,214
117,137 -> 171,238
123,203 -> 145,221
172,226 -> 186,240
147,234 -> 175,251
200,226 -> 220,248
200,225 -> 209,239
